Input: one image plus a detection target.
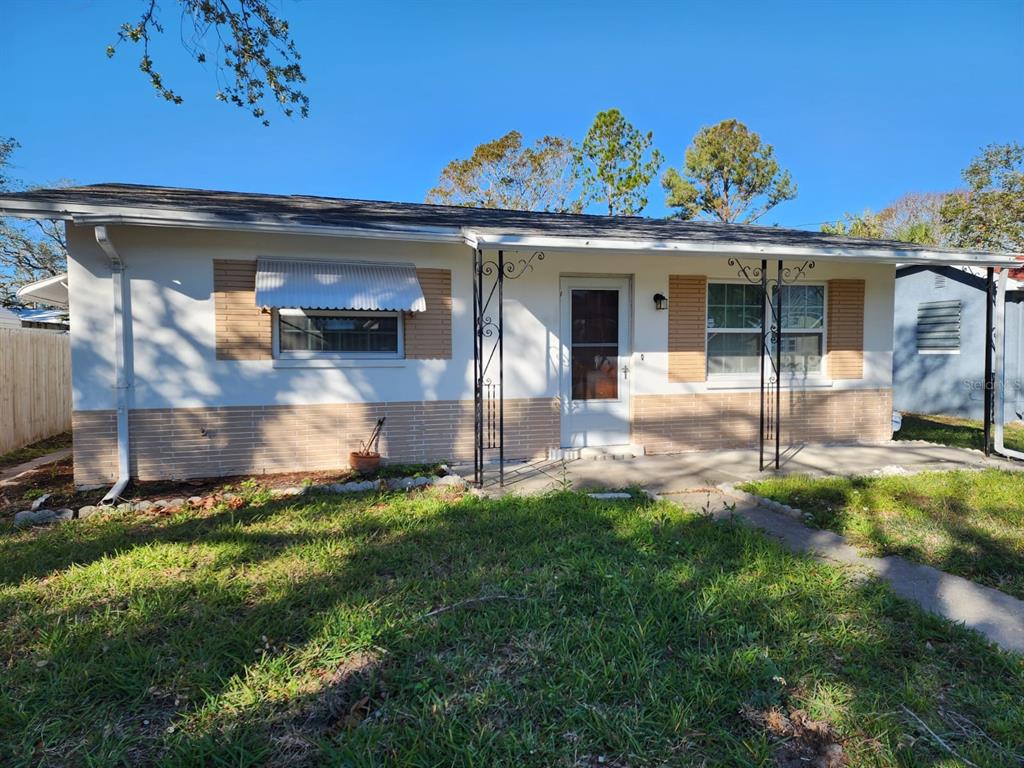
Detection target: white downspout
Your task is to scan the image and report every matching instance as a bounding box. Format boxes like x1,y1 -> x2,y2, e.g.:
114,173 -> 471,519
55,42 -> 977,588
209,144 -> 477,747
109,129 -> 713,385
94,226 -> 132,503
993,269 -> 1024,461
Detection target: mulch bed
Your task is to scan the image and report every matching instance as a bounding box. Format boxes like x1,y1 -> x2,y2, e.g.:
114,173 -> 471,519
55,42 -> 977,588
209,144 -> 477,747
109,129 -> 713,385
0,461 -> 370,519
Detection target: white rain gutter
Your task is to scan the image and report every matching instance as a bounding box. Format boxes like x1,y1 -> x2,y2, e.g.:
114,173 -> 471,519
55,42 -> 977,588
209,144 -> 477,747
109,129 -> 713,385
94,226 -> 132,503
470,232 -> 1021,267
993,270 -> 1024,461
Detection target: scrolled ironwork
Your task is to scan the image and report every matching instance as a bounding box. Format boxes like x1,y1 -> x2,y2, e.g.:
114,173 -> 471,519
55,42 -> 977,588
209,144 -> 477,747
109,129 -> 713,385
781,260 -> 815,283
502,250 -> 546,280
473,249 -> 547,488
728,257 -> 765,284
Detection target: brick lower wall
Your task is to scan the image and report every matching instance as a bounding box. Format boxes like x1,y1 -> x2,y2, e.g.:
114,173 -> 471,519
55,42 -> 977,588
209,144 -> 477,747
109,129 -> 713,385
632,388 -> 893,454
71,397 -> 560,485
72,389 -> 892,485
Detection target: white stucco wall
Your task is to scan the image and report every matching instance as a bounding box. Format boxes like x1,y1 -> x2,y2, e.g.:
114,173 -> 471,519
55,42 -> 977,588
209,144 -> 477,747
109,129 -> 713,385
66,223 -> 895,412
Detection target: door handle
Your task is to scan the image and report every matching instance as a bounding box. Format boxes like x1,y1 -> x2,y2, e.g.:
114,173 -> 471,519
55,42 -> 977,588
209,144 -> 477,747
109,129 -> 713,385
621,364 -> 630,379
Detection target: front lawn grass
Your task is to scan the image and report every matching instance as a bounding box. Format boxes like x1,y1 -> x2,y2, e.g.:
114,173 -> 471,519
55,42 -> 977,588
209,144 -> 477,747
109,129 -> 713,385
743,469 -> 1024,599
1,488 -> 1022,766
895,412 -> 1024,453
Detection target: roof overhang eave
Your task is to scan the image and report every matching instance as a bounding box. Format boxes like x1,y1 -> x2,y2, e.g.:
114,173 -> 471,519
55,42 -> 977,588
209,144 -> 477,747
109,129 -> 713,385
471,233 -> 1020,267
0,200 -> 477,247
2,199 -> 1016,268
15,272 -> 69,308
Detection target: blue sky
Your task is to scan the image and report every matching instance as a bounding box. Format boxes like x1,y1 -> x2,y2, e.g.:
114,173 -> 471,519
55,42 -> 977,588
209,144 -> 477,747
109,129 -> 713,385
3,0 -> 1022,227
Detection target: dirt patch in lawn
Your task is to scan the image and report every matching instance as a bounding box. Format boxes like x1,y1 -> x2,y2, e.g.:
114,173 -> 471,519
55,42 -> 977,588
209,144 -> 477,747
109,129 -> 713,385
741,705 -> 848,767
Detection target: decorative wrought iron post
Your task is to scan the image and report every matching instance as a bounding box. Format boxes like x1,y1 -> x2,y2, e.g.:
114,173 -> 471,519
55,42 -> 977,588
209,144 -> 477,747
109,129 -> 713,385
775,259 -> 783,469
472,249 -> 545,487
730,257 -> 815,471
759,259 -> 767,470
984,266 -> 995,456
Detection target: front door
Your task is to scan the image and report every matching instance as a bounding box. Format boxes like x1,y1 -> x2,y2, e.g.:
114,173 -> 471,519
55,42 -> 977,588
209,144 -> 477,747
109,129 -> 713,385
560,276 -> 632,448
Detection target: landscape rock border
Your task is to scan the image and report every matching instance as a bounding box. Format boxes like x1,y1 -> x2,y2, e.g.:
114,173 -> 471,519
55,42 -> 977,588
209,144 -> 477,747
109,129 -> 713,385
12,471 -> 470,528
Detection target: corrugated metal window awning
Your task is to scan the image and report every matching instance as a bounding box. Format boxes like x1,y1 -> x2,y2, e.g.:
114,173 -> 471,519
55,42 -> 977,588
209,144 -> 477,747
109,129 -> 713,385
255,259 -> 427,312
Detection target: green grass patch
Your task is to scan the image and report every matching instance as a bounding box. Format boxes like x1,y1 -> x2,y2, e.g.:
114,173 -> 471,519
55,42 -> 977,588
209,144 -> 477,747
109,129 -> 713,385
0,431 -> 71,470
743,469 -> 1024,599
895,412 -> 1024,453
1,489 -> 1021,766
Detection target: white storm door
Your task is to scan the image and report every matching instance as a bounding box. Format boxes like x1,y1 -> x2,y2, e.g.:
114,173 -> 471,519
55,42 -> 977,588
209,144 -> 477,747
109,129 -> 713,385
560,277 -> 632,448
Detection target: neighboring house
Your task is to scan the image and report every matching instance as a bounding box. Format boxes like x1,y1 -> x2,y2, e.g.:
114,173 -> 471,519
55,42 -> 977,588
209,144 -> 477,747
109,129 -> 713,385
14,309 -> 70,331
895,265 -> 1024,423
0,184 -> 1015,490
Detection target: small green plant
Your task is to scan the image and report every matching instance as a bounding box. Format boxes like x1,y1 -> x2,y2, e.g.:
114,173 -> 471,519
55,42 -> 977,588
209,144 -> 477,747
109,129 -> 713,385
555,458 -> 573,492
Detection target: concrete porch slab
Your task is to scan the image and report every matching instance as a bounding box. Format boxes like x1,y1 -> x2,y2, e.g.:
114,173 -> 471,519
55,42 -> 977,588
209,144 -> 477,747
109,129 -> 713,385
458,441 -> 1022,494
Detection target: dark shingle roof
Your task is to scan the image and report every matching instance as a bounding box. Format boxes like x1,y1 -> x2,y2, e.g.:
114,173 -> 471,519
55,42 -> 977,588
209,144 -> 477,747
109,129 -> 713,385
0,182 -> 1008,259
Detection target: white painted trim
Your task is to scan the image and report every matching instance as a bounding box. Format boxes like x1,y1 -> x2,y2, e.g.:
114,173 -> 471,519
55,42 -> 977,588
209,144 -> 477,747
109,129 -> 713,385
0,198 -> 1016,266
272,359 -> 408,369
473,232 -> 1019,267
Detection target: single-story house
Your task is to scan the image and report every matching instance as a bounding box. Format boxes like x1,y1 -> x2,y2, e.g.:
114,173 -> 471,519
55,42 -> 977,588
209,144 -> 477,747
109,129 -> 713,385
0,184 -> 1017,493
895,265 -> 1024,423
0,305 -> 68,331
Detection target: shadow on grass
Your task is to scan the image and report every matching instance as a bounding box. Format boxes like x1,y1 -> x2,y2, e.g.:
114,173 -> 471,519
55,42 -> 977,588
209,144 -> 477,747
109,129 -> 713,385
1,491 -> 1021,767
758,471 -> 1024,599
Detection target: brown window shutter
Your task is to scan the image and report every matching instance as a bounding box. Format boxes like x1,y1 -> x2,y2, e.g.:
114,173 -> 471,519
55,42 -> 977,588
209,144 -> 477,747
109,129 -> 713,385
405,268 -> 452,359
213,260 -> 272,360
668,275 -> 707,382
827,279 -> 865,379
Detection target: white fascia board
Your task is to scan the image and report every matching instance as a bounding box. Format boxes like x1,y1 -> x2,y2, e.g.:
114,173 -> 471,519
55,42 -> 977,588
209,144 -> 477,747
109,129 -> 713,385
471,233 -> 1020,267
1,198 -> 1014,266
0,200 -> 473,246
70,212 -> 471,245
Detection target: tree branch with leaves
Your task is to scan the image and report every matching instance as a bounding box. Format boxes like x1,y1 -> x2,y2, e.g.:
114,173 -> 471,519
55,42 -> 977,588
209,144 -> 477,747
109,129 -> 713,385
940,142 -> 1024,253
108,0 -> 309,126
663,119 -> 796,223
0,139 -> 68,307
578,109 -> 663,216
426,131 -> 582,212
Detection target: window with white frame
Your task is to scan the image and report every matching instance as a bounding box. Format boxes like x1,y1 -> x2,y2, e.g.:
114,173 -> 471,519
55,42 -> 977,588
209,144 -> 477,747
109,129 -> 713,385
276,309 -> 403,358
775,284 -> 825,374
706,283 -> 825,376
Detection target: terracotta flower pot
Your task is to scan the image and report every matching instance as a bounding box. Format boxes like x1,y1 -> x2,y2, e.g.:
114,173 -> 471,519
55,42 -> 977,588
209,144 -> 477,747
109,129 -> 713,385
349,451 -> 381,474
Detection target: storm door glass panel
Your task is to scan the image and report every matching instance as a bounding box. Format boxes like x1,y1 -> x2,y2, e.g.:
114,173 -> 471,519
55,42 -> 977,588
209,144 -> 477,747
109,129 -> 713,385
571,289 -> 619,400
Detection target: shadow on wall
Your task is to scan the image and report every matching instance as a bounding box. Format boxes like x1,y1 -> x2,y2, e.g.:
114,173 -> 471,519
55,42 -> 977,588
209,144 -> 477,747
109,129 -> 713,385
893,320 -> 1007,422
80,256 -> 552,483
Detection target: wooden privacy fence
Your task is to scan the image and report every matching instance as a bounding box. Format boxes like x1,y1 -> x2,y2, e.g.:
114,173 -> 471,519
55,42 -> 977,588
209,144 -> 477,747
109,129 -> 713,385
0,328 -> 72,455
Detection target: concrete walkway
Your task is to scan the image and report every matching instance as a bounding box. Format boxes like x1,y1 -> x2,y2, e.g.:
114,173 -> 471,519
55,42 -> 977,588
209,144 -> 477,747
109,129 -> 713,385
669,488 -> 1024,654
0,447 -> 73,486
463,441 -> 1022,495
461,443 -> 1024,653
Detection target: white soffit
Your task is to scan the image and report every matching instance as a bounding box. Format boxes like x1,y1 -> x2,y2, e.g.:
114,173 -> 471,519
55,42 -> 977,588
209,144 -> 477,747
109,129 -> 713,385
255,259 -> 427,312
15,272 -> 69,308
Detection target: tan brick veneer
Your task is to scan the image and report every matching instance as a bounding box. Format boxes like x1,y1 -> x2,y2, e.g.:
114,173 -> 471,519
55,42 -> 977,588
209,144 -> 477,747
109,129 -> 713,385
668,275 -> 708,382
71,398 -> 559,485
213,260 -> 272,360
632,388 -> 892,454
827,279 -> 865,380
213,261 -> 452,361
405,268 -> 452,359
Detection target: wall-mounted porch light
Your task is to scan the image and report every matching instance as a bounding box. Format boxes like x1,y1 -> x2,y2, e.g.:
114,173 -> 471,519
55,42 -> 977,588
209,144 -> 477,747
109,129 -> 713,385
653,293 -> 668,311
